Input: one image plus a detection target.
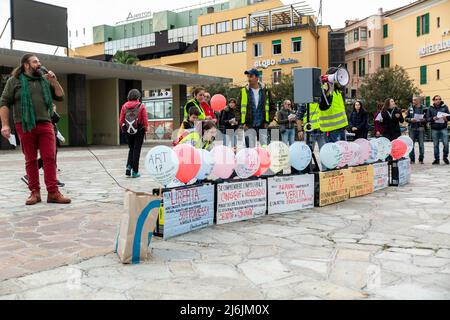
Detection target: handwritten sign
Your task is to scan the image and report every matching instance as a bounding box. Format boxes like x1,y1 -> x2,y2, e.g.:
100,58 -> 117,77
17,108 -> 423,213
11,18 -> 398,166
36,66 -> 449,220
163,184 -> 215,239
348,165 -> 374,198
216,180 -> 267,225
268,175 -> 314,215
373,162 -> 389,191
398,159 -> 412,186
318,169 -> 350,207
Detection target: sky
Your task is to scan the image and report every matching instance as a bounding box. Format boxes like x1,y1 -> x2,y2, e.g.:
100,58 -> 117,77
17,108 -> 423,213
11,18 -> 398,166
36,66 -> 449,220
0,0 -> 415,55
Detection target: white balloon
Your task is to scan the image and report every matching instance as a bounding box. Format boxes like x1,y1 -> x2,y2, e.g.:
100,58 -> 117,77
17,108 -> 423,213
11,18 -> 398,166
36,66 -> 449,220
348,142 -> 362,166
398,136 -> 414,155
320,143 -> 342,170
367,139 -> 379,163
235,148 -> 260,179
289,142 -> 312,171
268,142 -> 290,174
145,146 -> 179,187
196,149 -> 214,181
336,141 -> 352,168
354,139 -> 371,163
376,137 -> 392,161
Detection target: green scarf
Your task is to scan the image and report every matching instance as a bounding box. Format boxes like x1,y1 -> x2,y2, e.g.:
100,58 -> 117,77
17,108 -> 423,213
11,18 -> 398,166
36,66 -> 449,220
19,73 -> 53,132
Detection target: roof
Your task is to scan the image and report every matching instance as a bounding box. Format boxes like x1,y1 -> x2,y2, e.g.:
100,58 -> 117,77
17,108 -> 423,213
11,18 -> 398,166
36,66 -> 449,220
0,48 -> 230,87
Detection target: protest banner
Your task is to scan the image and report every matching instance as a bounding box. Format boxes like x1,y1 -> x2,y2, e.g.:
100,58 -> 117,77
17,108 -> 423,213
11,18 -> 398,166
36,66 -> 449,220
216,180 -> 267,225
389,159 -> 412,186
348,165 -> 374,198
268,175 -> 315,214
317,169 -> 350,207
162,184 -> 215,239
373,162 -> 389,191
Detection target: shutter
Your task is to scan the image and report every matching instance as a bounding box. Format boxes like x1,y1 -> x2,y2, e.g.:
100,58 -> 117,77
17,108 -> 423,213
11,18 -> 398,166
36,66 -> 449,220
272,40 -> 281,45
424,13 -> 430,34
358,59 -> 362,76
386,54 -> 390,68
417,16 -> 421,36
420,65 -> 427,85
383,24 -> 388,38
381,55 -> 385,69
426,96 -> 431,107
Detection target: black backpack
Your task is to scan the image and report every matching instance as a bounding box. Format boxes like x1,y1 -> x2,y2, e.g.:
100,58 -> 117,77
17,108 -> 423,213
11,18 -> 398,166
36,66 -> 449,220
124,103 -> 142,134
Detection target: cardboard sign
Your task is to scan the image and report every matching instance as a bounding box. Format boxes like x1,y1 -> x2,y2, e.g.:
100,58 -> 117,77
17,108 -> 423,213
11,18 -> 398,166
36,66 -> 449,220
216,180 -> 267,225
268,175 -> 315,215
318,169 -> 350,207
373,162 -> 389,191
348,165 -> 374,198
398,159 -> 412,186
163,184 -> 215,239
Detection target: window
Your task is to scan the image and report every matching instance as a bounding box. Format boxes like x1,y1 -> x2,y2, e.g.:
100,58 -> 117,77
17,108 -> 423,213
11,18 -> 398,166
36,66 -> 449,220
154,101 -> 165,119
437,17 -> 441,28
358,58 -> 366,77
164,101 -> 173,118
381,54 -> 390,68
216,21 -> 230,33
253,43 -> 262,57
292,37 -> 302,52
232,18 -> 247,31
201,45 -> 215,57
217,43 -> 231,55
272,69 -> 282,85
233,40 -> 246,53
417,13 -> 430,36
360,28 -> 367,40
368,30 -> 371,38
353,61 -> 357,75
351,90 -> 357,99
420,65 -> 427,84
437,69 -> 440,80
383,24 -> 389,38
354,29 -> 359,42
201,24 -> 214,36
272,40 -> 282,55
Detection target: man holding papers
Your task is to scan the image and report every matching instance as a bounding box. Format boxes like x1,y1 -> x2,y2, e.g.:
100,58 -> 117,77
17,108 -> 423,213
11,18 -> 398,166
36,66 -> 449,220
426,95 -> 450,165
405,96 -> 427,164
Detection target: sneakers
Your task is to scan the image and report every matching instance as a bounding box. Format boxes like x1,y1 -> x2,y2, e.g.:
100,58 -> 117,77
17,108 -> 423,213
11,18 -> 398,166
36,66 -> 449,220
126,165 -> 131,177
21,175 -> 29,185
47,192 -> 71,204
57,180 -> 65,188
444,158 -> 449,165
131,171 -> 141,178
26,190 -> 41,206
432,160 -> 440,165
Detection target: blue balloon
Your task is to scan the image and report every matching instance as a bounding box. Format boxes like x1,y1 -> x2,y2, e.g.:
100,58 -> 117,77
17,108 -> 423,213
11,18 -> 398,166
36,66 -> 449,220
289,142 -> 312,171
320,143 -> 342,170
196,149 -> 214,181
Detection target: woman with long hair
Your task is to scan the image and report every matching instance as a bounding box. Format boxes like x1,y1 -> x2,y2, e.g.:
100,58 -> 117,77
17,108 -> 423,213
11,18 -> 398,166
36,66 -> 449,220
380,98 -> 404,141
349,100 -> 369,139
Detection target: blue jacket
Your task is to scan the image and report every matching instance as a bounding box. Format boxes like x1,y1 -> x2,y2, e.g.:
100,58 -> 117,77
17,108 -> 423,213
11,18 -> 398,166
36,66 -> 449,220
427,102 -> 450,130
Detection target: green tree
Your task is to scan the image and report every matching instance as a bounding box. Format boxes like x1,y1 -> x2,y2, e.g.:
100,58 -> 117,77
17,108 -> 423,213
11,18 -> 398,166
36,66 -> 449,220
269,75 -> 294,108
204,83 -> 241,101
358,66 -> 421,113
112,50 -> 139,65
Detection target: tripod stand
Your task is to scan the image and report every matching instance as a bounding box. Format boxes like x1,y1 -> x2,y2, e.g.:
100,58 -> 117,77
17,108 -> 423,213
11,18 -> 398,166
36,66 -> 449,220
303,102 -> 320,174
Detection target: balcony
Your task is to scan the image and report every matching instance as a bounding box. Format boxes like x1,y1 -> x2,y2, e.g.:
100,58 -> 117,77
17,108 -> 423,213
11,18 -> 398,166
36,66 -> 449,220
345,39 -> 368,53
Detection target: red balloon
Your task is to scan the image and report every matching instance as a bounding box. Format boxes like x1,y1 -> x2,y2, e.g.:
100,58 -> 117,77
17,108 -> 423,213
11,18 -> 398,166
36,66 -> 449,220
173,144 -> 201,184
254,147 -> 271,177
210,94 -> 227,112
390,139 -> 408,160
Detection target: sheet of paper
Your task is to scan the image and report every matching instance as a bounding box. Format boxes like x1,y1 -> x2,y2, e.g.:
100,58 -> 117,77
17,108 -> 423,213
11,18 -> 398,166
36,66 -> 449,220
414,114 -> 424,121
436,112 -> 448,123
8,134 -> 17,146
56,131 -> 66,142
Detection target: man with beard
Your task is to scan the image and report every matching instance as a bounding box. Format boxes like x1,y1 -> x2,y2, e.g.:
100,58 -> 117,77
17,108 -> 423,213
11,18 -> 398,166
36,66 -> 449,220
0,53 -> 71,205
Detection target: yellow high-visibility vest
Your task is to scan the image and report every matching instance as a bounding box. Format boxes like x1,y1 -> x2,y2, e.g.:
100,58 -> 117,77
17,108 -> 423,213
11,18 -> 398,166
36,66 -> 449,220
183,99 -> 206,120
319,91 -> 348,132
303,103 -> 321,131
178,129 -> 202,149
240,87 -> 270,124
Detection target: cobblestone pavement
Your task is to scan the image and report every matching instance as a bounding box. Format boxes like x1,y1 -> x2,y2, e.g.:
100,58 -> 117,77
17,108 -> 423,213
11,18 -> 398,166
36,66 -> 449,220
1,143 -> 450,300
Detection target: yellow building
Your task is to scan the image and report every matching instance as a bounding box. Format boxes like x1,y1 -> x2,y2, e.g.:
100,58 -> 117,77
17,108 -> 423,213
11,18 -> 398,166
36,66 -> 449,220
344,0 -> 450,105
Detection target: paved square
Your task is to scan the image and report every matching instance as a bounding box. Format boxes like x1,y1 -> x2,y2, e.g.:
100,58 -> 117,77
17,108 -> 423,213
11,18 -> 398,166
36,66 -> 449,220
1,143 -> 450,300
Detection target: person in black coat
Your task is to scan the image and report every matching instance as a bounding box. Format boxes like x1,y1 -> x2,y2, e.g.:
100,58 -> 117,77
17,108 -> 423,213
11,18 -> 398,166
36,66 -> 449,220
381,98 -> 405,141
349,100 -> 368,139
219,98 -> 239,147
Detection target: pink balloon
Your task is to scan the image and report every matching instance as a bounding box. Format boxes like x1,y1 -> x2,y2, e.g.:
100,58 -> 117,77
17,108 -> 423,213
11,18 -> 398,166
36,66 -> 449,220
210,146 -> 236,179
254,147 -> 271,177
336,141 -> 352,168
173,144 -> 201,184
391,139 -> 408,160
210,94 -> 227,112
354,139 -> 371,164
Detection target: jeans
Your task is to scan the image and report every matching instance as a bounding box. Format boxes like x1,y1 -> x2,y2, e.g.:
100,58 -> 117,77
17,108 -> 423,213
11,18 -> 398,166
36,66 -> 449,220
306,130 -> 326,151
409,128 -> 425,162
432,128 -> 449,160
15,122 -> 58,193
281,128 -> 295,146
325,129 -> 346,143
223,130 -> 237,148
126,129 -> 145,173
245,127 -> 268,148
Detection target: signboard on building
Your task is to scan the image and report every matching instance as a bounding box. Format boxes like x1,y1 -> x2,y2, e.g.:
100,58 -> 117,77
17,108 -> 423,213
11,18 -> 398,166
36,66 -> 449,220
163,184 -> 215,239
254,59 -> 276,69
317,169 -> 350,207
419,40 -> 450,57
348,165 -> 374,198
268,175 -> 314,215
373,162 -> 389,191
216,180 -> 267,225
278,58 -> 299,65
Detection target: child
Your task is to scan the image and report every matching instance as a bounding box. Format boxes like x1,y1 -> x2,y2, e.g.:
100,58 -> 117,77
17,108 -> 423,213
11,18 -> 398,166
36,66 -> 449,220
174,107 -> 202,148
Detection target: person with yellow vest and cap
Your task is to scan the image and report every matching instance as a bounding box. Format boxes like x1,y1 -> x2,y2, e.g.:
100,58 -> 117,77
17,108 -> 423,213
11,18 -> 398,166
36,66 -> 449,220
235,68 -> 276,148
319,68 -> 349,143
296,102 -> 325,151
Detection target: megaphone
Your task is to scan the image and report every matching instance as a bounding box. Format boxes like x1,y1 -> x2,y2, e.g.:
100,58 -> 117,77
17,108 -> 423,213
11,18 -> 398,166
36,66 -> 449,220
321,68 -> 350,87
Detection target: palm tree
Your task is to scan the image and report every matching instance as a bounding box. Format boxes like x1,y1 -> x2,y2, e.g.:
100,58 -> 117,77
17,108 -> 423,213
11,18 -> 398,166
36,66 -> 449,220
112,50 -> 139,65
